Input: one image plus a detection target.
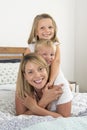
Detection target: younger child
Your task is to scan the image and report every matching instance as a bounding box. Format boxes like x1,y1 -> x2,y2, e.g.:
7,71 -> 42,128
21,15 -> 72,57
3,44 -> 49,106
34,39 -> 73,112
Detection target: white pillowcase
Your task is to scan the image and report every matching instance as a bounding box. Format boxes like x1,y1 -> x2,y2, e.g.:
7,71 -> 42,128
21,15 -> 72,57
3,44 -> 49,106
0,83 -> 16,91
0,89 -> 16,115
0,62 -> 20,85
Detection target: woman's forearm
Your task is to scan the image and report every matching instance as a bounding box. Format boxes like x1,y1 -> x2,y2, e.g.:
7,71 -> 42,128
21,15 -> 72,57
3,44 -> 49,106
23,110 -> 34,115
38,98 -> 49,108
30,104 -> 62,118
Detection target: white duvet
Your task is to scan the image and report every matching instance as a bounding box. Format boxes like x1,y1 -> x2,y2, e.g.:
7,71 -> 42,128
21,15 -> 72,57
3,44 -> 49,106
0,84 -> 87,130
0,112 -> 87,130
0,112 -> 55,130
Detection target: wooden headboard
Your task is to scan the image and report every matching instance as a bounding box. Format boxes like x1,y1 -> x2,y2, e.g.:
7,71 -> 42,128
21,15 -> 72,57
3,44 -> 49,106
0,47 -> 27,59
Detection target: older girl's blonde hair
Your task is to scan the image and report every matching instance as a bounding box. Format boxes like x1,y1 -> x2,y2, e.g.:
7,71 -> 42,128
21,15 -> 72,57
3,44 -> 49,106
16,53 -> 49,98
28,13 -> 59,44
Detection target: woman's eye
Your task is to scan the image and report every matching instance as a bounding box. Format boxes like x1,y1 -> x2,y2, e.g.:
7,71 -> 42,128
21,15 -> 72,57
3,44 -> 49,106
39,67 -> 44,71
49,26 -> 53,29
27,71 -> 33,74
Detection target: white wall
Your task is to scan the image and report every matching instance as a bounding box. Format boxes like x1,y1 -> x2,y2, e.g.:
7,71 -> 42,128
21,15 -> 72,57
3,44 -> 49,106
75,0 -> 87,92
0,1 -> 75,84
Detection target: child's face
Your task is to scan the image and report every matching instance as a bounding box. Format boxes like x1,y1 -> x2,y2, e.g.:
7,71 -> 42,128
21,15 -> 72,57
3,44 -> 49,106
37,46 -> 56,66
24,61 -> 48,90
36,18 -> 54,40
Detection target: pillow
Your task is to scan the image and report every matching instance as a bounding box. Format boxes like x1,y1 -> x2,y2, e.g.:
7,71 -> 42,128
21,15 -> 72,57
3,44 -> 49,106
0,62 -> 20,85
0,83 -> 16,90
0,89 -> 16,115
71,92 -> 87,116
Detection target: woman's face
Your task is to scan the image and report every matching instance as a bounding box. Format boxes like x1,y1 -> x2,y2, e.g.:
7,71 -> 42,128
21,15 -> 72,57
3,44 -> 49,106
24,61 -> 48,90
36,18 -> 54,40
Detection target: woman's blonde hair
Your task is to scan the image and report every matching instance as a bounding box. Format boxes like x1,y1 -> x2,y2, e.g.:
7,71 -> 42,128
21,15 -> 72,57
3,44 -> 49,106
16,53 -> 49,98
28,13 -> 59,44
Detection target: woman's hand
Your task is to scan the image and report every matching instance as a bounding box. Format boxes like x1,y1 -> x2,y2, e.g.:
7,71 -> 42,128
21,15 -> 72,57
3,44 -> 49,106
38,84 -> 63,108
21,93 -> 38,111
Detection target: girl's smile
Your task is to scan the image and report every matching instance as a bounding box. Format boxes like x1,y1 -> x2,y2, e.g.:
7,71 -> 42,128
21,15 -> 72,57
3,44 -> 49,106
36,18 -> 54,40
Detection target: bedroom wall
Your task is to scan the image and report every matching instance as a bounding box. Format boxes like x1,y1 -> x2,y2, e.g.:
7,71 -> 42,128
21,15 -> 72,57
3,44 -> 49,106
75,0 -> 87,92
0,1 -> 75,85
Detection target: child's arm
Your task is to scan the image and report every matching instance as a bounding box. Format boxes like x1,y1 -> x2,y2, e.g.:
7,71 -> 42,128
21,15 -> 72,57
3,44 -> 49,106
24,48 -> 30,55
38,84 -> 63,108
48,45 -> 60,87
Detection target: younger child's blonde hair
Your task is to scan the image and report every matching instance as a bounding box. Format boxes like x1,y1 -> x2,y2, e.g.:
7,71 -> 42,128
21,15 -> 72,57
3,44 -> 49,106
35,39 -> 56,53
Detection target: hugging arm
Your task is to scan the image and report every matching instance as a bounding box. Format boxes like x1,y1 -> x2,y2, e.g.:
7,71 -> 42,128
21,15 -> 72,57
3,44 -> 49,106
38,84 -> 63,108
56,101 -> 72,117
48,45 -> 60,87
21,93 -> 62,118
38,84 -> 72,117
15,85 -> 63,117
15,94 -> 33,115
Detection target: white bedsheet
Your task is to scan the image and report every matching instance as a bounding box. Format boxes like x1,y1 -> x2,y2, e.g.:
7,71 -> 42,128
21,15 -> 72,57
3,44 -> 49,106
71,92 -> 87,116
22,116 -> 87,130
0,84 -> 87,129
0,112 -> 55,130
0,111 -> 87,130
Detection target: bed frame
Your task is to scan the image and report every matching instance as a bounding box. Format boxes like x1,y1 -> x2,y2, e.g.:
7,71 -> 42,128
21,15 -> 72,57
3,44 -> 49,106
0,47 -> 27,59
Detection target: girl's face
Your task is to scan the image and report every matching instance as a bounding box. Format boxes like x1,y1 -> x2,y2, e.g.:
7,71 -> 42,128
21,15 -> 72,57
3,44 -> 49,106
24,61 -> 48,91
37,46 -> 56,66
36,18 -> 54,40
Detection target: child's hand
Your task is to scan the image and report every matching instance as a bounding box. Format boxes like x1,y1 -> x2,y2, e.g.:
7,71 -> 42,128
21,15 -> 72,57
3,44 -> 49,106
46,81 -> 53,89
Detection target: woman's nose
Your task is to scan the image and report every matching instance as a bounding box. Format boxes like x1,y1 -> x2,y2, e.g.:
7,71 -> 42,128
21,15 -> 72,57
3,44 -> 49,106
34,71 -> 41,77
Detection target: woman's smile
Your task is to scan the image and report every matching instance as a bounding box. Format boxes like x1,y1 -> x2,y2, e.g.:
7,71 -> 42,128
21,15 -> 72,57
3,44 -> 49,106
24,61 -> 48,90
34,78 -> 43,84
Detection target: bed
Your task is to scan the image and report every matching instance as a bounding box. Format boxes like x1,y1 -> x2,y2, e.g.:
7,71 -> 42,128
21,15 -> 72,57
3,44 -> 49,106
0,47 -> 87,130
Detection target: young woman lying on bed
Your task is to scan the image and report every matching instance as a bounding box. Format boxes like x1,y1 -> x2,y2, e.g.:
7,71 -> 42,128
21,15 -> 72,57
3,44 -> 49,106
15,53 -> 73,118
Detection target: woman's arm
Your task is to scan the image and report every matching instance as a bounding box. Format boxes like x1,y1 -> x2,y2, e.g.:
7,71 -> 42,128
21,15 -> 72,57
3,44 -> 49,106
15,94 -> 28,115
15,85 -> 63,117
56,101 -> 72,117
22,93 -> 62,118
48,45 -> 60,86
15,93 -> 37,115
